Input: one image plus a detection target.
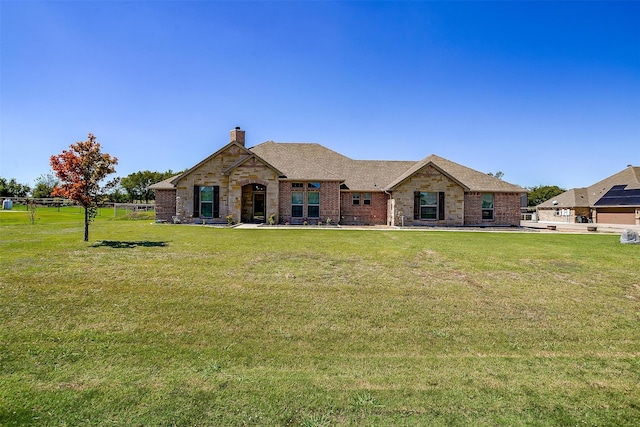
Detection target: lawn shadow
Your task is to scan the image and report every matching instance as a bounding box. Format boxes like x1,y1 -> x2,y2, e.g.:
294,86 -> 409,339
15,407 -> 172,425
92,240 -> 168,249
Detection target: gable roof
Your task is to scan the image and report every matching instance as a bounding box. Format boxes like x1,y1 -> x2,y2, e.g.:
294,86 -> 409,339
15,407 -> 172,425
167,141 -> 251,185
586,165 -> 640,203
537,187 -> 590,208
149,175 -> 180,190
385,154 -> 525,193
221,153 -> 283,176
151,139 -> 525,194
149,141 -> 282,189
594,184 -> 640,206
249,141 -> 416,191
343,160 -> 417,191
537,165 -> 640,208
248,142 -> 345,181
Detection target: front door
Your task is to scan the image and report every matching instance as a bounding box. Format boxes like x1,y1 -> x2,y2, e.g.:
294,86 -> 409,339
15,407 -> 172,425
253,193 -> 265,221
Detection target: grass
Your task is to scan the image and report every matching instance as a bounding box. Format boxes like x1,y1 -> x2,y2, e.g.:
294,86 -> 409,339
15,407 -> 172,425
1,207 -> 639,426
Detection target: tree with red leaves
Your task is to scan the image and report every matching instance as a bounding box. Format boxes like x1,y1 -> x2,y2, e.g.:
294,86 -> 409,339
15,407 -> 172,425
50,133 -> 118,241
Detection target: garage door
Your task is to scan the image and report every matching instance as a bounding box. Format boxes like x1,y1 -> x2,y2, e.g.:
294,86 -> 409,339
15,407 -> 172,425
597,211 -> 635,225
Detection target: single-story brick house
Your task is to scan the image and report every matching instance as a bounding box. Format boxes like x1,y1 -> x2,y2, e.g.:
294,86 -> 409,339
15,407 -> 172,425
151,128 -> 526,226
536,165 -> 640,225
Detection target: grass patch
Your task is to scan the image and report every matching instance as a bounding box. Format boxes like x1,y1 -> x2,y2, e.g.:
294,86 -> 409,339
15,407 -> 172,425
1,208 -> 639,425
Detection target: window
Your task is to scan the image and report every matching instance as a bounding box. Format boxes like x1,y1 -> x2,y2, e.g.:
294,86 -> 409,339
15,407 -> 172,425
307,182 -> 320,189
352,193 -> 360,205
291,191 -> 303,217
307,192 -> 319,217
420,192 -> 438,220
482,193 -> 494,220
414,191 -> 445,220
292,182 -> 303,188
196,185 -> 219,218
363,193 -> 371,205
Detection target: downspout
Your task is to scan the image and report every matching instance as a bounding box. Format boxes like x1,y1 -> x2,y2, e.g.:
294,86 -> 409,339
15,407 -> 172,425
339,190 -> 341,225
338,181 -> 343,225
384,189 -> 394,226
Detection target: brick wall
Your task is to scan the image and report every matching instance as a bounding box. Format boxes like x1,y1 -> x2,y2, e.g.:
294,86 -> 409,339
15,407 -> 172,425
464,193 -> 482,225
278,181 -> 340,224
494,192 -> 523,225
155,189 -> 176,222
464,192 -> 522,226
278,182 -> 292,223
340,191 -> 388,225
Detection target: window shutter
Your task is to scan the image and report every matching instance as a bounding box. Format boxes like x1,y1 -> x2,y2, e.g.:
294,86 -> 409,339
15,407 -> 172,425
414,191 -> 420,220
213,186 -> 220,218
438,192 -> 445,220
193,186 -> 200,218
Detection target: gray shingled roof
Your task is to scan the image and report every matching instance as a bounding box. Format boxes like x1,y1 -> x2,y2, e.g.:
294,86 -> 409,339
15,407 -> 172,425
151,141 -> 526,194
344,160 -> 417,191
537,165 -> 640,208
249,142 -> 345,181
249,141 -> 415,191
385,154 -> 525,192
537,188 -> 590,208
586,166 -> 640,201
149,175 -> 180,190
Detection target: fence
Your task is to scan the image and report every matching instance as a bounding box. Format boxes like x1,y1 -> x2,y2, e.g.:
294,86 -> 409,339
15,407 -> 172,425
3,199 -> 155,218
3,197 -> 72,208
112,203 -> 155,218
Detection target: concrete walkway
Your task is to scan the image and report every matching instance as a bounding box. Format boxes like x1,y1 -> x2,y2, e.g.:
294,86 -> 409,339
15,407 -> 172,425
234,221 -> 639,234
521,220 -> 640,234
232,223 -> 262,229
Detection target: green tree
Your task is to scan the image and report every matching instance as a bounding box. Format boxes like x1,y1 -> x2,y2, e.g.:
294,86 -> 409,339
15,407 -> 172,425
32,173 -> 59,198
487,171 -> 505,180
0,177 -> 31,197
106,185 -> 129,203
50,133 -> 118,241
120,170 -> 180,203
527,185 -> 566,206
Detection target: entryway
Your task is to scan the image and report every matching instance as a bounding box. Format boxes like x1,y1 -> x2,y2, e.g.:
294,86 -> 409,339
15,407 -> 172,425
241,183 -> 267,223
253,193 -> 265,221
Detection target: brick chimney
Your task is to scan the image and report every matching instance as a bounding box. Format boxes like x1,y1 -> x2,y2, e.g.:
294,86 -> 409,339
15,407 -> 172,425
230,126 -> 245,146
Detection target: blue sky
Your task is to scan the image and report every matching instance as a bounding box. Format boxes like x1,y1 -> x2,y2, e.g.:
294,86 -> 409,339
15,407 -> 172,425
1,1 -> 638,190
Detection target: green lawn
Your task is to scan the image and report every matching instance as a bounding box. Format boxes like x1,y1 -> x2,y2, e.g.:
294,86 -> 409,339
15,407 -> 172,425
1,207 -> 639,426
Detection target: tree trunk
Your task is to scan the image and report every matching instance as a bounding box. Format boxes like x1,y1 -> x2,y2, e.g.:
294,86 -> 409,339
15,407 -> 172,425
84,206 -> 89,242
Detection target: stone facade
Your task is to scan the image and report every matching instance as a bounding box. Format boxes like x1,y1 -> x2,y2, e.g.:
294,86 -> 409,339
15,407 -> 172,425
228,161 -> 279,224
173,142 -> 278,224
153,128 -> 525,227
391,165 -> 465,226
174,145 -> 238,223
536,206 -> 591,223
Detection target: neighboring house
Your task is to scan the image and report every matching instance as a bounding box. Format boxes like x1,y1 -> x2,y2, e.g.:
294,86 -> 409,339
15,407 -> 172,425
536,165 -> 640,225
151,128 -> 526,227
